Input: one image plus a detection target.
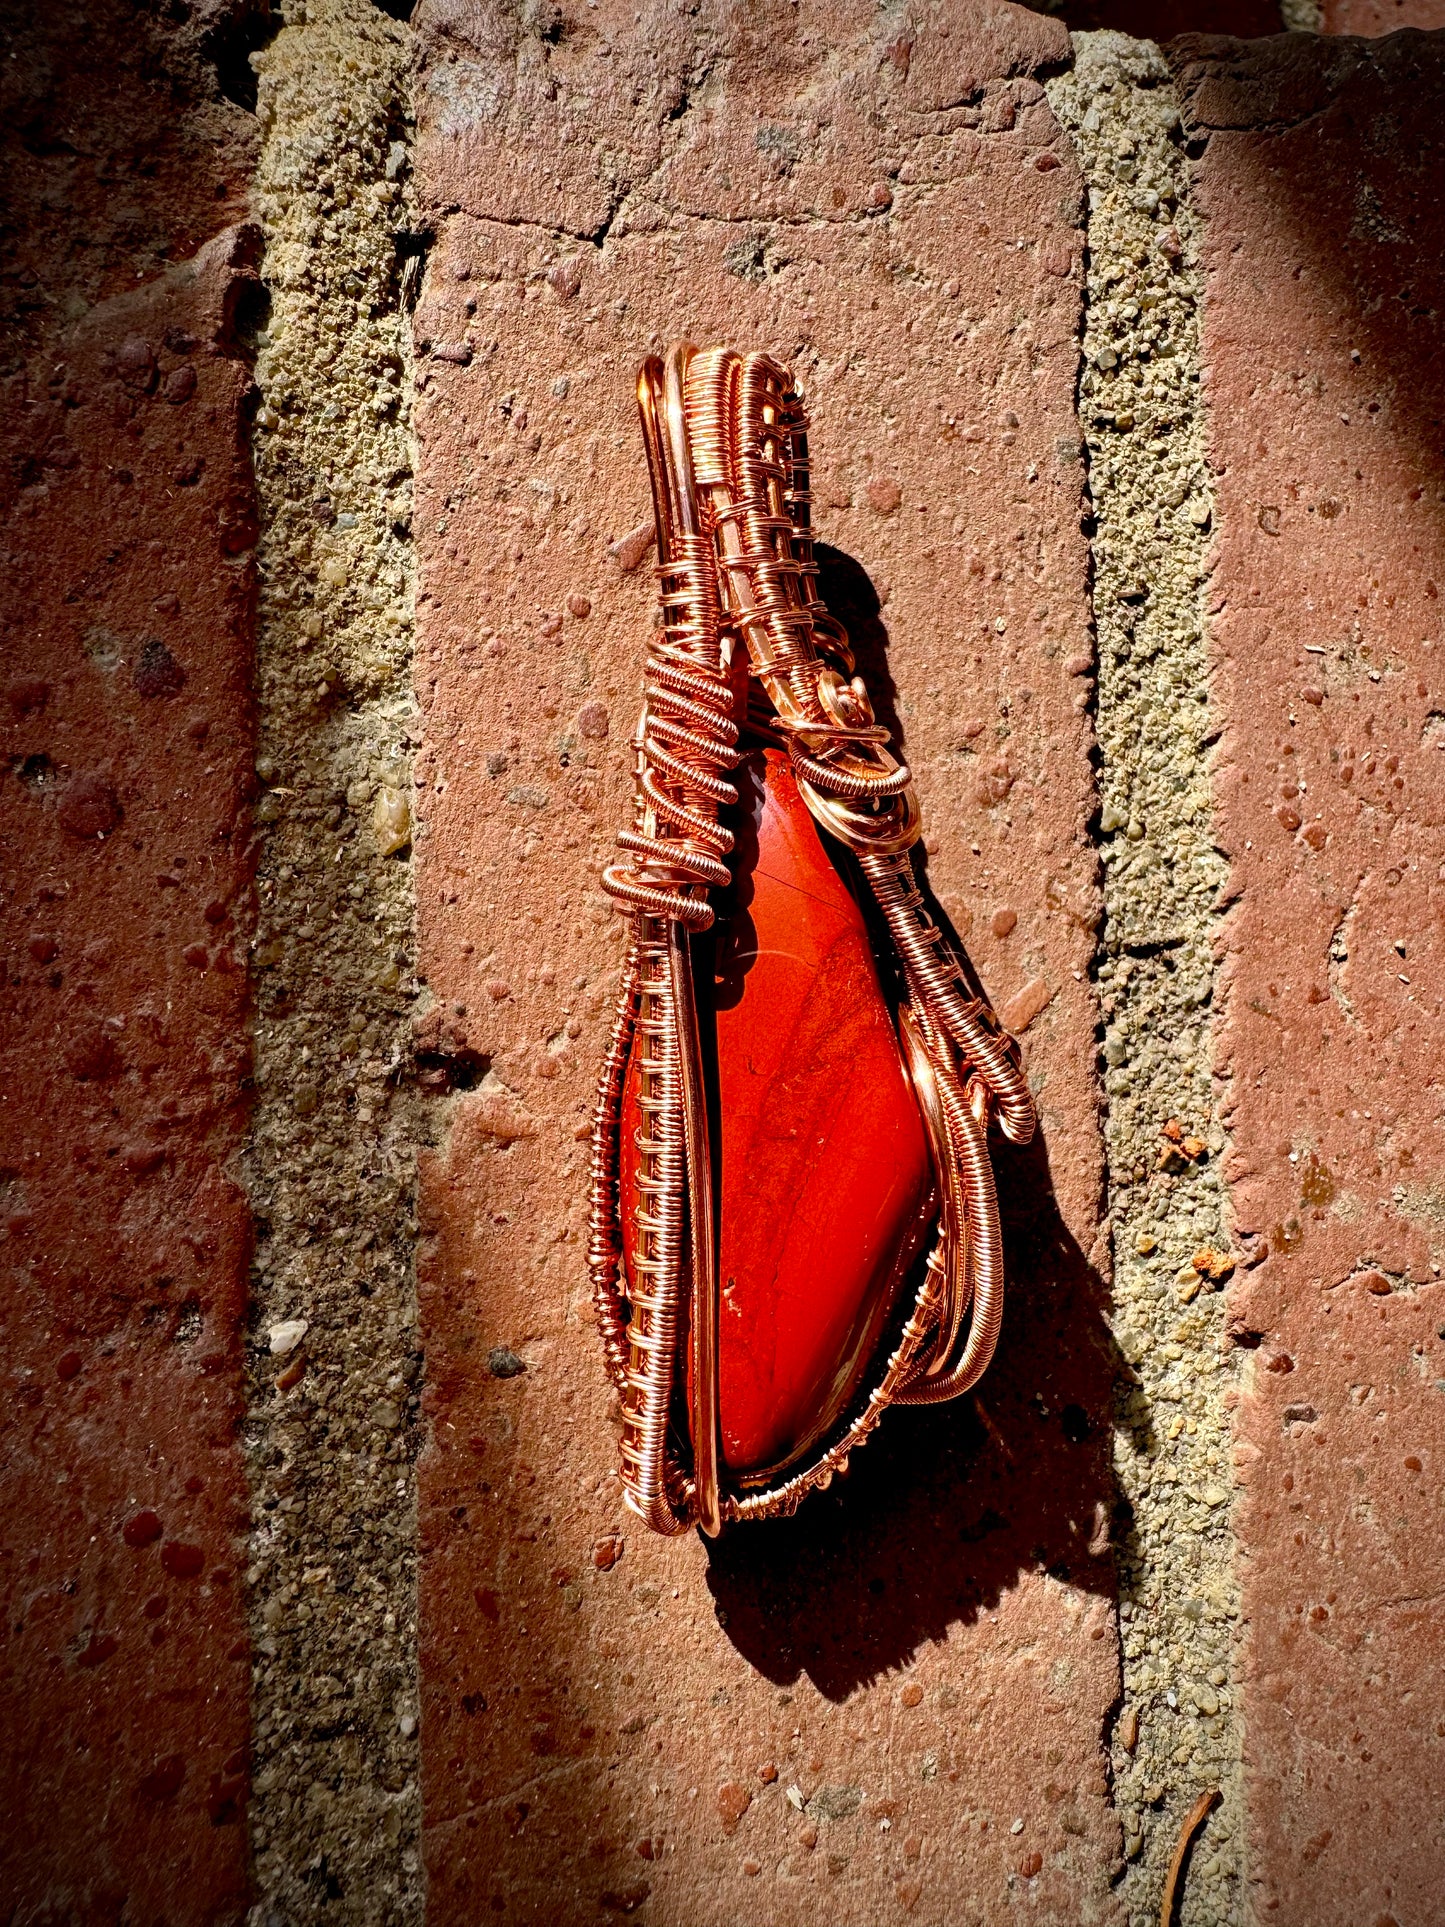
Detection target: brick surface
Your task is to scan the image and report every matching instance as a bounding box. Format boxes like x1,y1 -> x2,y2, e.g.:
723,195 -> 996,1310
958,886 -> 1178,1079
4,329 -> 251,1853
1176,29 -> 1445,1925
1320,0 -> 1445,32
0,5 -> 260,1919
411,3 -> 1122,1921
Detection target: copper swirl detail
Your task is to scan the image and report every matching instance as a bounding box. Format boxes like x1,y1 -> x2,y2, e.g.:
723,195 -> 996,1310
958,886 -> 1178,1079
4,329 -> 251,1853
590,344 -> 1037,1533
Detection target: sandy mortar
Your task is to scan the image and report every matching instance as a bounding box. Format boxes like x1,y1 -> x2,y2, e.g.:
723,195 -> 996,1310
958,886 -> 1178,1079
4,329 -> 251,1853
1048,32 -> 1242,1927
243,2 -> 424,1921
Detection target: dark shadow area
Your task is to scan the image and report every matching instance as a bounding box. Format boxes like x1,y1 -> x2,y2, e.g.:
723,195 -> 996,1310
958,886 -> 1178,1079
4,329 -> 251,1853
814,543 -> 906,753
704,547 -> 1140,1700
707,751 -> 765,1016
1166,23 -> 1445,507
706,1120 -> 1131,1699
1023,0 -> 1285,35
197,0 -> 279,115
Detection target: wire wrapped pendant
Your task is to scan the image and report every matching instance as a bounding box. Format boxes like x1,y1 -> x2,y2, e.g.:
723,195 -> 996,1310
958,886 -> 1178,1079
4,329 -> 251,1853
588,344 -> 1037,1534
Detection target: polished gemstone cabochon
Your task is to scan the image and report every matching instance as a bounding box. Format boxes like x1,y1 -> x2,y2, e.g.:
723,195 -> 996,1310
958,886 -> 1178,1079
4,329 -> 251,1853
621,748 -> 933,1480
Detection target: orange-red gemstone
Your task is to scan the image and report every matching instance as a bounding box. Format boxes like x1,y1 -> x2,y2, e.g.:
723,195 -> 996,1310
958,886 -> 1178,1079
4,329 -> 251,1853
620,748 -> 933,1484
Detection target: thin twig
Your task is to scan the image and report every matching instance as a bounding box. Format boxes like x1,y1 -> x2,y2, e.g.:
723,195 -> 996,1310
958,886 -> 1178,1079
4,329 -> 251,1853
1159,1788 -> 1222,1927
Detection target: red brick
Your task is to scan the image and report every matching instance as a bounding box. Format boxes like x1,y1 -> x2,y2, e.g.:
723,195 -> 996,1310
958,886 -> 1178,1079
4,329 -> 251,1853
0,4 -> 259,1918
412,2 -> 1119,1920
1320,0 -> 1445,30
1177,29 -> 1445,1923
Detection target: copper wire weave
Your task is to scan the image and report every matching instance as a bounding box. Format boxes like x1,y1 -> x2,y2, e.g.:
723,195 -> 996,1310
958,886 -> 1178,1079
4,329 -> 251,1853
588,344 -> 1037,1532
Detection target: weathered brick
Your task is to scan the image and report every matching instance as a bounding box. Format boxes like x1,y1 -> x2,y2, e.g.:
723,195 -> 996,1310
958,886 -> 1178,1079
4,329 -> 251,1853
1178,28 -> 1445,1922
0,4 -> 260,1918
412,2 -> 1120,1921
1319,0 -> 1445,31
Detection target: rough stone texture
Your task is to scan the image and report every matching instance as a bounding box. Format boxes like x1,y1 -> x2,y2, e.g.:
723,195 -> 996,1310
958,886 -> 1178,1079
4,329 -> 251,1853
1048,36 -> 1242,1927
0,0 -> 262,369
244,3 -> 424,1921
1319,0 -> 1445,31
1282,0 -> 1445,33
1175,27 -> 1445,1925
411,3 -> 1123,1922
0,2 -> 261,1918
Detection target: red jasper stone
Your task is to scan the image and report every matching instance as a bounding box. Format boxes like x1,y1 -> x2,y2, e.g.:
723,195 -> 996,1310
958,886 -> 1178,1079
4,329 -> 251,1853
621,747 -> 933,1484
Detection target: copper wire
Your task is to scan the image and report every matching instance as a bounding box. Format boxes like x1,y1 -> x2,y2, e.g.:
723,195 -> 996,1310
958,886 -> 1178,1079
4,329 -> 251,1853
860,848 -> 1037,1149
588,342 -> 1037,1530
617,925 -> 693,1534
789,748 -> 914,800
894,1067 -> 1005,1403
587,945 -> 638,1392
600,525 -> 738,931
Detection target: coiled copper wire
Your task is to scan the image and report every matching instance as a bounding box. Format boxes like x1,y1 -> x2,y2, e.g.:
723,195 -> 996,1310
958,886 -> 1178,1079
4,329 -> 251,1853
788,748 -> 914,800
617,928 -> 693,1534
597,354 -> 742,1533
601,530 -> 738,930
587,948 -> 638,1393
860,848 -> 1037,1149
895,1068 -> 1005,1403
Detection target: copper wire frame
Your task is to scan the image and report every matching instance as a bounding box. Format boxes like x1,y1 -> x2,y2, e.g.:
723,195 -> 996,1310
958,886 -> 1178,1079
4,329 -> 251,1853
587,344 -> 1037,1535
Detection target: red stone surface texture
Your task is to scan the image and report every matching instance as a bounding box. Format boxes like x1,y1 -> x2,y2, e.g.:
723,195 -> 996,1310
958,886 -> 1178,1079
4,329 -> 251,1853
1320,0 -> 1445,33
0,4 -> 260,1919
410,1 -> 1119,1921
619,748 -> 935,1481
1177,28 -> 1445,1926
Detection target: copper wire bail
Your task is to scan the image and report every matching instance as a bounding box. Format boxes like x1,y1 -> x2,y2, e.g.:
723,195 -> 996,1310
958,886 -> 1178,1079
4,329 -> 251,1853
589,344 -> 1038,1531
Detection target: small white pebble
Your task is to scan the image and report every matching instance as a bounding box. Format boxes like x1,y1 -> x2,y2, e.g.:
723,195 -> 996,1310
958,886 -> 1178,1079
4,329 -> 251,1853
1011,1817 -> 1024,1835
268,1318 -> 309,1356
372,784 -> 411,856
398,1713 -> 417,1738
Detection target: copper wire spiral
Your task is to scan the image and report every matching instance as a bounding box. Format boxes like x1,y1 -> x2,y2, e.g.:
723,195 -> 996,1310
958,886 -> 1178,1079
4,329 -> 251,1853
589,343 -> 1037,1531
860,849 -> 1037,1147
601,539 -> 737,929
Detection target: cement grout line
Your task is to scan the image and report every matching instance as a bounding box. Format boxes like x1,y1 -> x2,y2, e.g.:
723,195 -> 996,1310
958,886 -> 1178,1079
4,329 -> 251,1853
1048,34 -> 1244,1927
244,3 -> 424,1922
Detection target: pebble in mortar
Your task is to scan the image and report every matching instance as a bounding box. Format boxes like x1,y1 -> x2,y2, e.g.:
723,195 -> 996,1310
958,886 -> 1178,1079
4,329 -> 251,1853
245,3 -> 423,1921
1048,34 -> 1242,1927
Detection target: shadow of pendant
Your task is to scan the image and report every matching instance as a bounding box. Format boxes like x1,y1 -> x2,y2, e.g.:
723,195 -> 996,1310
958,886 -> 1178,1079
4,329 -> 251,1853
620,747 -> 933,1487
